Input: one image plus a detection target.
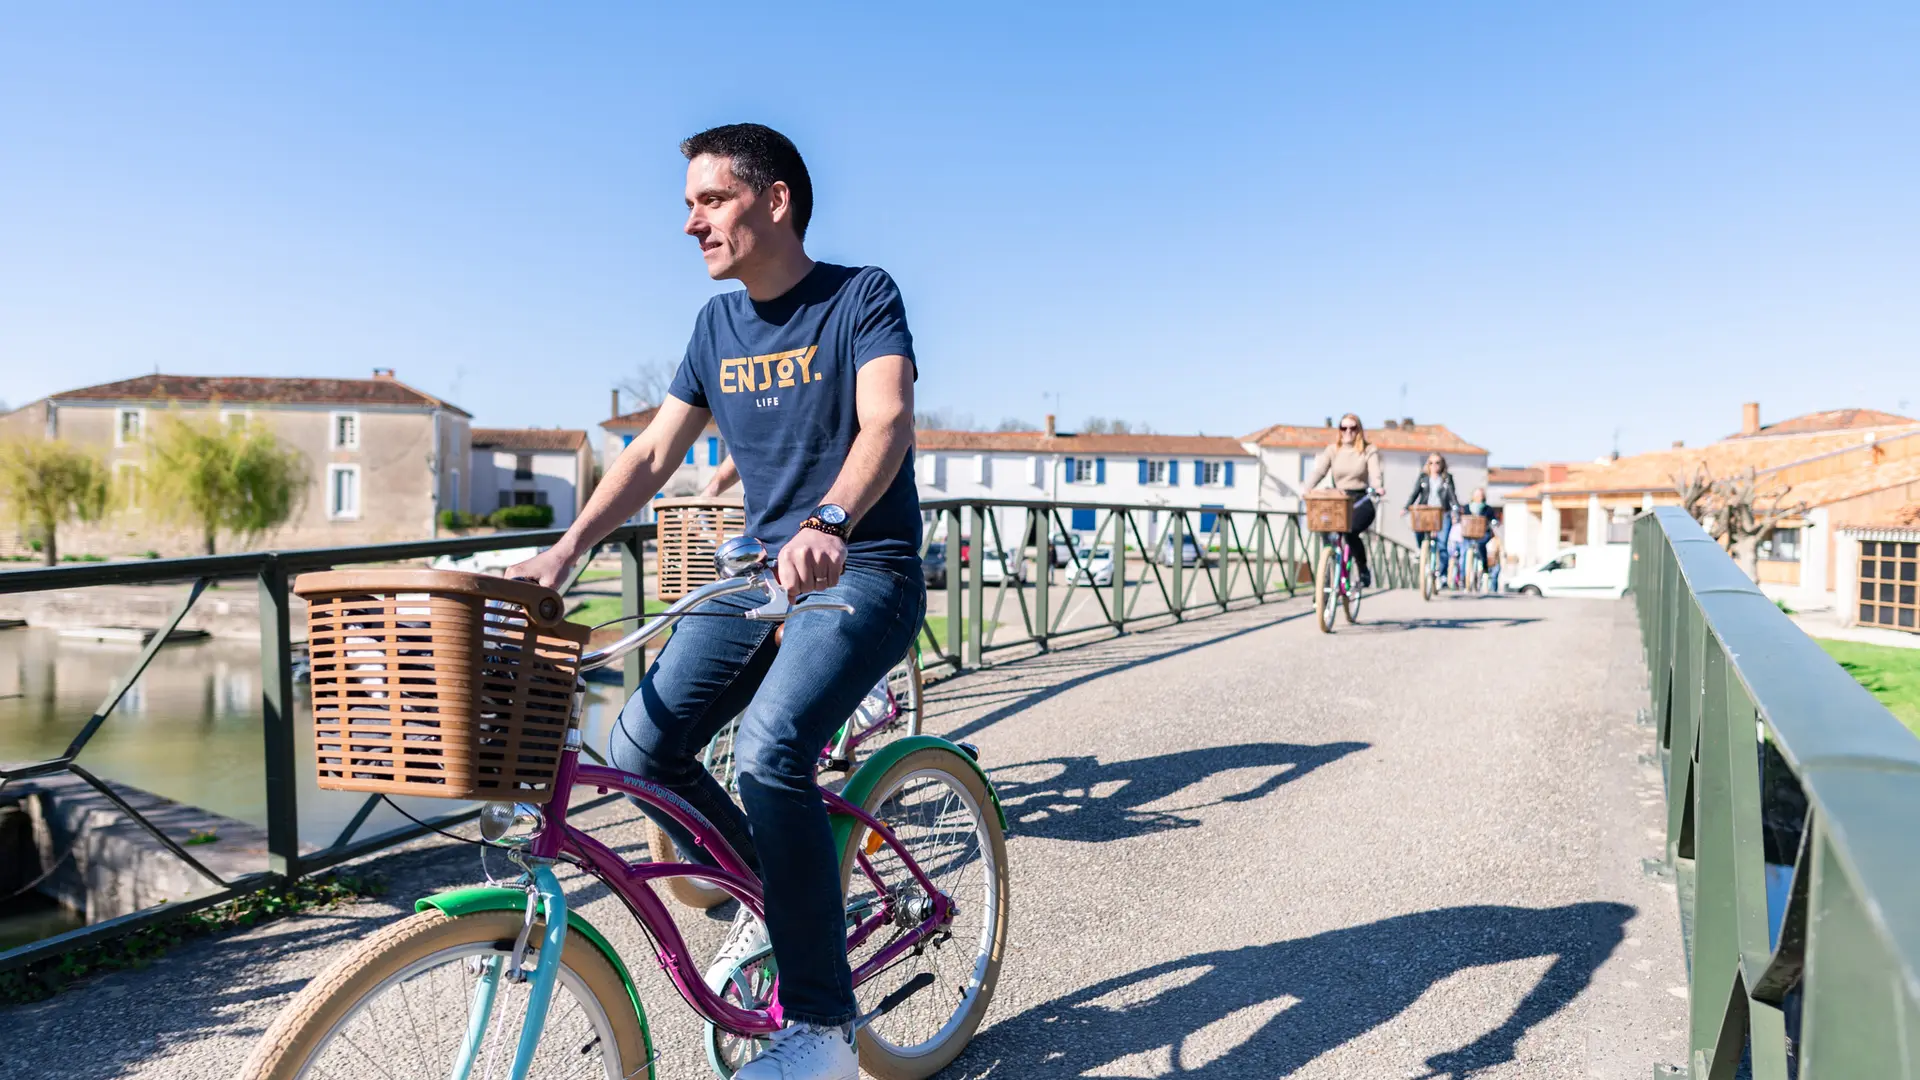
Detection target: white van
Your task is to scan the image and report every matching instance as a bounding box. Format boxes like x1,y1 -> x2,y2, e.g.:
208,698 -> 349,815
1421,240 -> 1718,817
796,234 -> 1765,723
1504,544 -> 1631,599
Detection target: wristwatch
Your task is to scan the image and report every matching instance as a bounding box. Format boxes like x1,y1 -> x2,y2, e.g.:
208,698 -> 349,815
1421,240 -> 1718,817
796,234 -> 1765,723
801,503 -> 850,539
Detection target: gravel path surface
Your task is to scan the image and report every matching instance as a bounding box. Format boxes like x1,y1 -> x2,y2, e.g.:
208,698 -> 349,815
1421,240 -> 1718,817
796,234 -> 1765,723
0,589 -> 1685,1078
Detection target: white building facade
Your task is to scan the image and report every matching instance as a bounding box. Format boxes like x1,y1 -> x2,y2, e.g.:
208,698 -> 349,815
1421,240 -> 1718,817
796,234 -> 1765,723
1241,420 -> 1491,548
469,428 -> 594,527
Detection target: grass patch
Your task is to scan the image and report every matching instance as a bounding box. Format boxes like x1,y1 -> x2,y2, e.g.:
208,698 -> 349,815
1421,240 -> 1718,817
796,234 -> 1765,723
922,615 -> 999,645
0,871 -> 384,1005
566,594 -> 668,629
1816,638 -> 1920,738
575,567 -> 623,583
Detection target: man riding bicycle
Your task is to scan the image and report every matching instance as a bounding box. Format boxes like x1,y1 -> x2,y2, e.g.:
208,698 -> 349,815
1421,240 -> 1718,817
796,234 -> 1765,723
511,123 -> 921,1080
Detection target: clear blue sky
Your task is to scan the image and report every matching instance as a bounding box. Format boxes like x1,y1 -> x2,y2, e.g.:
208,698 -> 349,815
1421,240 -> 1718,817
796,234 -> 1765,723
3,3 -> 1915,464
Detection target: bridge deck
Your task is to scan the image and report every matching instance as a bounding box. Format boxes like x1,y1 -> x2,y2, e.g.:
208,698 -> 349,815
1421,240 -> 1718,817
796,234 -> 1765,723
0,590 -> 1685,1078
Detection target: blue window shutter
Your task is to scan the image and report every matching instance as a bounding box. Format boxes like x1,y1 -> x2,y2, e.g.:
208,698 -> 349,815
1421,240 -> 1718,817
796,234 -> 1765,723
707,436 -> 719,465
1096,458 -> 1106,484
1064,456 -> 1076,483
1138,458 -> 1148,484
622,434 -> 634,447
1169,461 -> 1178,486
1071,508 -> 1095,531
684,447 -> 695,465
1224,461 -> 1235,487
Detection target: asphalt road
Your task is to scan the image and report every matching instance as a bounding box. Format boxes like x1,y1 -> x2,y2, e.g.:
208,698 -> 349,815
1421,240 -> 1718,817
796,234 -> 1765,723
0,588 -> 1686,1078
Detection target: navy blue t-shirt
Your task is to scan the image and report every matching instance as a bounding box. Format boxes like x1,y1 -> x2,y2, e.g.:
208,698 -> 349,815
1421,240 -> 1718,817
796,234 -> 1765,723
667,263 -> 922,572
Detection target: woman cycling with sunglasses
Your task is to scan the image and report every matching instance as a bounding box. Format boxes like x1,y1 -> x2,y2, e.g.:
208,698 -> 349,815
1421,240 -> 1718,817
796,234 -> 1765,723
1303,413 -> 1385,587
1402,452 -> 1458,580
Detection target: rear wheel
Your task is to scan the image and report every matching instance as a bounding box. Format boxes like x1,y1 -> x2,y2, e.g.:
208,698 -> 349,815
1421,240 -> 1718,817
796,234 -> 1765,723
841,747 -> 1010,1080
1419,546 -> 1434,601
1314,547 -> 1337,634
1343,551 -> 1364,623
237,910 -> 648,1080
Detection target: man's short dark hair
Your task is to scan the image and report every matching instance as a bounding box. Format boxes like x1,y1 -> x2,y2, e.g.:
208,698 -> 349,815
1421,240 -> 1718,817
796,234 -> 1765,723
681,123 -> 813,241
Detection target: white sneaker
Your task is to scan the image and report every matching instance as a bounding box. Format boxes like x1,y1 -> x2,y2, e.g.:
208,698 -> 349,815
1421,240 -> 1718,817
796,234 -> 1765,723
705,906 -> 770,993
734,1022 -> 859,1080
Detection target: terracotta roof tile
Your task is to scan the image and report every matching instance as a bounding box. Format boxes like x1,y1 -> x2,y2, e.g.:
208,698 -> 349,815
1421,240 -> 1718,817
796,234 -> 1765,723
1519,426 -> 1920,499
1489,466 -> 1545,485
914,430 -> 1253,457
602,407 -> 660,430
49,373 -> 470,416
1729,407 -> 1916,440
471,427 -> 588,452
1243,422 -> 1488,455
1775,457 -> 1920,508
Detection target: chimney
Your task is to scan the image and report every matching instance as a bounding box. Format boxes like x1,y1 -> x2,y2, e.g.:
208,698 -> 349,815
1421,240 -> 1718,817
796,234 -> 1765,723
371,367 -> 396,381
1383,419 -> 1399,430
1672,439 -> 1685,448
1324,417 -> 1334,428
1402,417 -> 1414,429
1044,414 -> 1056,437
611,388 -> 621,419
1742,402 -> 1761,435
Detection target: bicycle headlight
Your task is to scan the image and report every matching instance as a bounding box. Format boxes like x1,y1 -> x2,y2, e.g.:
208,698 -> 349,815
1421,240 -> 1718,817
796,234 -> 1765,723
479,801 -> 545,844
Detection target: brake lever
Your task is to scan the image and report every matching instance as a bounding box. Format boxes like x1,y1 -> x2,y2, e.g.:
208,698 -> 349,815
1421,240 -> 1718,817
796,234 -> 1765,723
744,573 -> 791,620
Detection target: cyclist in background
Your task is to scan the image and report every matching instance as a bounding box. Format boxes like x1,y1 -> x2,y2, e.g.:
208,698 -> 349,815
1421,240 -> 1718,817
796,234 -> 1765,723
1485,518 -> 1505,592
1402,452 -> 1457,582
1304,413 -> 1385,587
1457,487 -> 1494,584
511,123 -> 921,1080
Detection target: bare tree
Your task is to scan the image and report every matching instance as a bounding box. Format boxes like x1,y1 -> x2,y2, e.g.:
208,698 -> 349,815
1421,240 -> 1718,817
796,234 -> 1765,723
615,361 -> 678,415
994,417 -> 1037,432
1670,464 -> 1806,578
1080,416 -> 1154,435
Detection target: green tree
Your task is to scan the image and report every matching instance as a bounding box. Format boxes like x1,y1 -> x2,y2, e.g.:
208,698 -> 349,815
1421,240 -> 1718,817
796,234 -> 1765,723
0,439 -> 112,566
146,414 -> 307,554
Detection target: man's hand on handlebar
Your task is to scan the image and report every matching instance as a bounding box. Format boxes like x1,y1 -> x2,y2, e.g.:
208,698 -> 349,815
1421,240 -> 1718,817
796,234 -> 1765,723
778,527 -> 846,597
505,545 -> 577,592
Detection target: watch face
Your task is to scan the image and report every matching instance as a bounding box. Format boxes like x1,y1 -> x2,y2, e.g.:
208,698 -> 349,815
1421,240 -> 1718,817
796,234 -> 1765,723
816,504 -> 849,525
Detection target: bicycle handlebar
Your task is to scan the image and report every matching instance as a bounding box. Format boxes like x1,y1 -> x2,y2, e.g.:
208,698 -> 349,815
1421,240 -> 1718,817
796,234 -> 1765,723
572,544 -> 853,673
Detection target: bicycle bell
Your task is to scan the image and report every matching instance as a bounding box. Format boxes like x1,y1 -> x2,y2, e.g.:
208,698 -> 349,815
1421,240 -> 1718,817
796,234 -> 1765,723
714,536 -> 770,578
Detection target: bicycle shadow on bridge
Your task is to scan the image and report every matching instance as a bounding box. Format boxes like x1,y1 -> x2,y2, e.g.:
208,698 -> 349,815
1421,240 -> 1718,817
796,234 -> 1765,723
1343,614 -> 1544,633
987,741 -> 1368,843
954,901 -> 1634,1078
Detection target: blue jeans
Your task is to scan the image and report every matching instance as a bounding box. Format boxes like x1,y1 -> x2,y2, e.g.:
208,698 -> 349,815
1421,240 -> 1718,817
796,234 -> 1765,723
610,562 -> 926,1026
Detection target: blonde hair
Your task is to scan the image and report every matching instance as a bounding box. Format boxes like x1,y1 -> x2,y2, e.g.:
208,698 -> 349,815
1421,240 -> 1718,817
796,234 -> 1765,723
1426,453 -> 1450,475
1334,413 -> 1369,454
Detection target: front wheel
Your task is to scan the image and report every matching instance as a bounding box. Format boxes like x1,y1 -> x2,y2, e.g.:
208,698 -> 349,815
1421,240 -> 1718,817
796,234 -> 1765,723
841,746 -> 1011,1080
238,909 -> 651,1080
1419,546 -> 1434,601
1314,547 -> 1337,634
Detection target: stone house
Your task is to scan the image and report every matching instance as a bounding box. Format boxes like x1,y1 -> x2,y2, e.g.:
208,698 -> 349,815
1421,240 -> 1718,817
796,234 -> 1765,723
0,371 -> 470,555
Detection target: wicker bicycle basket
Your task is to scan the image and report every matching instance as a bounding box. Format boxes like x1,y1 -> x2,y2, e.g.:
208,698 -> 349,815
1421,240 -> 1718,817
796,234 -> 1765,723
293,570 -> 588,804
1305,490 -> 1353,534
654,496 -> 748,602
1459,514 -> 1489,540
1410,505 -> 1445,534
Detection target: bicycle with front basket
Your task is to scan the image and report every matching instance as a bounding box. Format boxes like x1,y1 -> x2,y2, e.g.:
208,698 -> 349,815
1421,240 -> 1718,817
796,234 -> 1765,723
240,538 -> 1008,1080
1309,488 -> 1375,633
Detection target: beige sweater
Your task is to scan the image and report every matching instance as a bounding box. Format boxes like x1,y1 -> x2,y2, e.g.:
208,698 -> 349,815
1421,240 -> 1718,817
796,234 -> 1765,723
1304,443 -> 1384,494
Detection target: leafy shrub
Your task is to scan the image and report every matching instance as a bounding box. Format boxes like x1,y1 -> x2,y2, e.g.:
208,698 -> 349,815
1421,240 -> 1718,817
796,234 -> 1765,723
489,504 -> 554,529
438,509 -> 482,531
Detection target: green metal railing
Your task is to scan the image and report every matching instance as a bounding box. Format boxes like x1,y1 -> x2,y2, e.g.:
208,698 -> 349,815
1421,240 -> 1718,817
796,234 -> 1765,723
1633,506 -> 1920,1077
0,524 -> 652,972
918,497 -> 1418,672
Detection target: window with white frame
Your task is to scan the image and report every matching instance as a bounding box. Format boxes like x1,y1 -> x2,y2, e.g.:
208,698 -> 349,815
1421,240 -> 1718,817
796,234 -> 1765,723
327,464 -> 362,520
115,408 -> 144,446
331,412 -> 361,450
1199,461 -> 1225,486
115,462 -> 142,511
1145,460 -> 1169,485
1072,458 -> 1097,483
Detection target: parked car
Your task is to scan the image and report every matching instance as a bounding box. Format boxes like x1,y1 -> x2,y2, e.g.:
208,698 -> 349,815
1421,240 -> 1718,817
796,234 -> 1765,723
1504,544 -> 1631,599
977,545 -> 1027,585
1154,534 -> 1203,568
922,542 -> 947,589
1072,546 -> 1115,587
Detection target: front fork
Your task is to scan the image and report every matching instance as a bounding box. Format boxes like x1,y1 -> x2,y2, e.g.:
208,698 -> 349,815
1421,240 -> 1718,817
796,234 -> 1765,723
448,863 -> 570,1080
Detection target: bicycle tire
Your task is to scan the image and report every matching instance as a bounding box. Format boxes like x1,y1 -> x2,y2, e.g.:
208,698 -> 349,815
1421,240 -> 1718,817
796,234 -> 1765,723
1343,556 -> 1363,623
1314,547 -> 1337,633
841,746 -> 1010,1080
238,909 -> 649,1080
1420,545 -> 1434,602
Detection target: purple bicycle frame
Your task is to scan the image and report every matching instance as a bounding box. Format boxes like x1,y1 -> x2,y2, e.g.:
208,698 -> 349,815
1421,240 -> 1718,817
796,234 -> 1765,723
519,738 -> 954,1037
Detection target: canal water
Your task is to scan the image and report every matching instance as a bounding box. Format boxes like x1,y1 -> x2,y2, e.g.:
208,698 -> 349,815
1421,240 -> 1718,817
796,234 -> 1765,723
0,627 -> 631,947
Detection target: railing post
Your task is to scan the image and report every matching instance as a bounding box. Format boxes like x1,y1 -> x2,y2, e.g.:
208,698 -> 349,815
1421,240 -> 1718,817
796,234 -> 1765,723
946,506 -> 963,666
621,530 -> 645,700
1032,507 -> 1050,651
1255,513 -> 1269,602
1110,509 -> 1128,630
966,504 -> 986,668
257,557 -> 300,878
1169,512 -> 1185,621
